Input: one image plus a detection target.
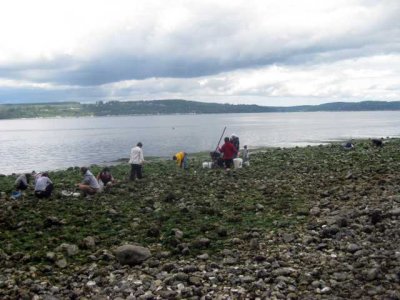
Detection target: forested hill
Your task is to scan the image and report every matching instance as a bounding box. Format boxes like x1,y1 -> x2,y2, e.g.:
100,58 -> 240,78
1,99 -> 400,119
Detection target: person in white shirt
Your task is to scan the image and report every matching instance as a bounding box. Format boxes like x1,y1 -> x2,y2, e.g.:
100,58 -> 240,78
33,171 -> 42,184
77,167 -> 100,196
34,172 -> 54,198
129,142 -> 145,180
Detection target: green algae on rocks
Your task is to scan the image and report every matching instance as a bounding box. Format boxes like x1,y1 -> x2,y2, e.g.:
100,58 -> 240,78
1,138 -> 400,299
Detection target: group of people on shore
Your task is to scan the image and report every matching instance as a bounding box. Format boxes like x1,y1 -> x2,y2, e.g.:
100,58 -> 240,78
12,133 -> 248,199
14,171 -> 54,199
171,134 -> 249,170
13,166 -> 116,199
211,134 -> 249,169
77,167 -> 116,196
127,133 -> 248,175
342,138 -> 384,150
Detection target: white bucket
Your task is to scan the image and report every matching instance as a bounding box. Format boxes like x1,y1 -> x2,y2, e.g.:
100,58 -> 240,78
233,158 -> 243,169
202,162 -> 212,168
98,179 -> 104,192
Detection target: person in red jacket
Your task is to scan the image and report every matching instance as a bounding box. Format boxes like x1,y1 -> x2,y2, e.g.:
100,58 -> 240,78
219,137 -> 238,169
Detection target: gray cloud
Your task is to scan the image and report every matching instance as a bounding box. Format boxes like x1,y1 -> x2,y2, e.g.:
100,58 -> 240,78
0,0 -> 400,104
0,86 -> 105,103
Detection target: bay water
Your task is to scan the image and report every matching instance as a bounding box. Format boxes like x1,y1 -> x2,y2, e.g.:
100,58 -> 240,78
1,111 -> 400,174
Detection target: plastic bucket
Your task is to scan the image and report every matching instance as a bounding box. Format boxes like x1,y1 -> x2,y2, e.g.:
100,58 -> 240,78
11,191 -> 22,200
233,158 -> 243,169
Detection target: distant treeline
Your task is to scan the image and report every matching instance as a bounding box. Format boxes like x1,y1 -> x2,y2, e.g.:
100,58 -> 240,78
1,99 -> 400,119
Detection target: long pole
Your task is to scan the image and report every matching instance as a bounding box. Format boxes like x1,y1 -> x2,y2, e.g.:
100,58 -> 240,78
215,126 -> 227,152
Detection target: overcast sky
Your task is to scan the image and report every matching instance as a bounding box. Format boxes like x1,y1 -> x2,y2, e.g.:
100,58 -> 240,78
0,0 -> 399,106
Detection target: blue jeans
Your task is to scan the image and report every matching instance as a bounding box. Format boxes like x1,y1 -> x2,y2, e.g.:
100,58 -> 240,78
183,155 -> 188,169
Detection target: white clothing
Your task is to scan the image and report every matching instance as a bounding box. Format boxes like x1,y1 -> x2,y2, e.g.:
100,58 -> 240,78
242,148 -> 249,161
35,176 -> 53,192
34,172 -> 42,184
83,170 -> 100,189
129,146 -> 144,165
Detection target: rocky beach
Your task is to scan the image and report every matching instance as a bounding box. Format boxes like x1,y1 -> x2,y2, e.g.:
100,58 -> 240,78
1,139 -> 400,299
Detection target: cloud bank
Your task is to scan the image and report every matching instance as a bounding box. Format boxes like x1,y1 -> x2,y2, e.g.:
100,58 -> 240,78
0,0 -> 399,105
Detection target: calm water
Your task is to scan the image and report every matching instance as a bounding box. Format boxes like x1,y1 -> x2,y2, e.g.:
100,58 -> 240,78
1,111 -> 400,174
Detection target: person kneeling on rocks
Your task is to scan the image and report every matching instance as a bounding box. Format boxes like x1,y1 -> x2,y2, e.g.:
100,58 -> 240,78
77,167 -> 100,196
34,172 -> 54,198
371,138 -> 383,147
97,167 -> 116,189
343,141 -> 354,150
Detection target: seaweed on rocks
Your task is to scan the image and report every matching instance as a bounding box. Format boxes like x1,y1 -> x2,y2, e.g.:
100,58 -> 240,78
1,139 -> 400,298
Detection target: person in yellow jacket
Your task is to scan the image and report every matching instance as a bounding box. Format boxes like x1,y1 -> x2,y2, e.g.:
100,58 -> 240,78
173,151 -> 188,169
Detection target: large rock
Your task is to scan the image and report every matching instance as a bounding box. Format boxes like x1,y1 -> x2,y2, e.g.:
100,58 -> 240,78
310,207 -> 321,216
43,216 -> 65,228
56,243 -> 79,256
272,267 -> 297,277
55,258 -> 67,268
193,237 -> 211,248
115,245 -> 151,265
80,236 -> 96,249
388,207 -> 400,216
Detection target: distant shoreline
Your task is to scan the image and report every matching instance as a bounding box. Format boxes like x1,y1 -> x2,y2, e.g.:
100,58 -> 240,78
3,109 -> 400,122
2,99 -> 400,120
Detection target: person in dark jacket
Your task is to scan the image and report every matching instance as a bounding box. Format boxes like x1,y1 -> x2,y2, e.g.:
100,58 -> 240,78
230,134 -> 240,158
219,137 -> 238,169
97,167 -> 115,187
15,173 -> 31,191
371,138 -> 383,147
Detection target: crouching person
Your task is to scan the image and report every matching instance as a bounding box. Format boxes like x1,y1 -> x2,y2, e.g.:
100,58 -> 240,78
34,172 -> 54,198
97,167 -> 116,190
77,167 -> 100,196
15,173 -> 31,191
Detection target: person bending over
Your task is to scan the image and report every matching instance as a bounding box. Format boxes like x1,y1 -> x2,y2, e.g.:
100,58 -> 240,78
15,173 -> 31,191
34,172 -> 54,198
173,151 -> 188,169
